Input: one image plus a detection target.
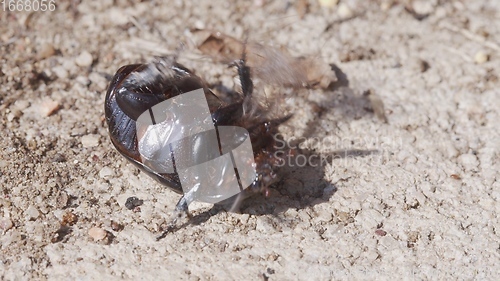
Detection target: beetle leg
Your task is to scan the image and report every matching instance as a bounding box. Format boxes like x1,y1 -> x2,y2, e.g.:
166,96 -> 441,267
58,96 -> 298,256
174,195 -> 189,212
229,40 -> 253,98
235,58 -> 253,98
228,191 -> 250,213
156,196 -> 190,240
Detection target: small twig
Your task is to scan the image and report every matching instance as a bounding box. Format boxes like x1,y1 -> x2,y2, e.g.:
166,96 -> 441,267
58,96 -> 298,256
441,22 -> 500,52
443,46 -> 473,63
128,15 -> 146,32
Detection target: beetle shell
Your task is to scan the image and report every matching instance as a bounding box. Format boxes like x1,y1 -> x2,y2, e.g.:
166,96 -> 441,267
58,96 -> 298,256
105,60 -> 284,196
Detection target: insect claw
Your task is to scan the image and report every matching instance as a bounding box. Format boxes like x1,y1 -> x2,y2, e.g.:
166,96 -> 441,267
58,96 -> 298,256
174,195 -> 189,212
156,225 -> 175,241
155,210 -> 190,241
156,196 -> 191,241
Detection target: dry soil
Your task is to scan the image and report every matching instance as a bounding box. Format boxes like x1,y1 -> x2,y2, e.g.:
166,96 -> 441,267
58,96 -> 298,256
0,0 -> 499,280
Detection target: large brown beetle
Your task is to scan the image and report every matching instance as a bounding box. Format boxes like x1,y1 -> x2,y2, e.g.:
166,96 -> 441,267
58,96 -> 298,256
104,56 -> 287,219
104,34 -> 335,234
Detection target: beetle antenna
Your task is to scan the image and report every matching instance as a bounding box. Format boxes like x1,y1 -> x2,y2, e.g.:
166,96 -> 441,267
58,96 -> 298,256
228,35 -> 253,99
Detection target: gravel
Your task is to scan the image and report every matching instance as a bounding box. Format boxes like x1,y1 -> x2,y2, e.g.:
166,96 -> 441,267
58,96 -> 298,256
1,0 -> 499,280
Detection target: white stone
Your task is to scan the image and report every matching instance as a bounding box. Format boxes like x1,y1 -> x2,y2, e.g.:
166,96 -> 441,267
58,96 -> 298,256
52,66 -> 68,79
458,154 -> 479,171
81,134 -> 100,148
38,99 -> 60,117
337,3 -> 353,18
99,167 -> 115,179
88,227 -> 107,241
25,206 -> 40,220
318,0 -> 338,8
474,51 -> 488,64
0,218 -> 14,231
75,51 -> 93,67
412,0 -> 435,15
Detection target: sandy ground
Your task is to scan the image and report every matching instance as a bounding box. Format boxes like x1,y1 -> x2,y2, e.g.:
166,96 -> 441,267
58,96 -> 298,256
1,0 -> 499,280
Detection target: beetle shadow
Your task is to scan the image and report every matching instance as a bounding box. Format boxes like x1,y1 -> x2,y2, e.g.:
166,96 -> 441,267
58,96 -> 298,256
186,147 -> 380,227
185,63 -> 384,226
302,63 -> 381,140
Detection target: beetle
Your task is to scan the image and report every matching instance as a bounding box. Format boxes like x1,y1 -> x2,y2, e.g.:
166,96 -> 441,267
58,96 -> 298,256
104,32 -> 337,234
104,55 -> 288,227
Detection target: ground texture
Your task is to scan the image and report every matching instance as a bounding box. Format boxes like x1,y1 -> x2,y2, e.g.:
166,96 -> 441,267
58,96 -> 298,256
1,0 -> 499,280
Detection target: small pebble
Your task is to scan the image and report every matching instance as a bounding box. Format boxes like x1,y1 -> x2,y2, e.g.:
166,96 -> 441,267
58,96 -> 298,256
337,211 -> 351,223
411,0 -> 435,15
108,8 -> 129,25
313,206 -> 333,223
27,139 -> 37,150
474,51 -> 488,64
408,58 -> 430,73
55,191 -> 69,209
75,51 -> 93,67
52,65 -> 68,79
13,100 -> 30,111
295,0 -> 309,18
81,134 -> 99,148
318,0 -> 338,8
61,212 -> 78,226
380,0 -> 394,11
3,230 -> 21,247
25,205 -> 40,220
366,90 -> 388,123
37,43 -> 56,60
255,217 -> 274,233
88,72 -> 107,90
75,75 -> 91,86
51,153 -> 66,163
458,153 -> 479,171
337,3 -> 353,18
0,218 -> 14,231
39,99 -> 60,117
88,227 -> 108,241
51,226 -> 71,243
99,167 -> 115,179
375,229 -> 387,236
125,197 -> 144,210
7,109 -> 22,122
7,112 -> 16,122
254,0 -> 265,7
111,221 -> 124,232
